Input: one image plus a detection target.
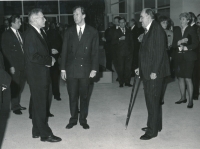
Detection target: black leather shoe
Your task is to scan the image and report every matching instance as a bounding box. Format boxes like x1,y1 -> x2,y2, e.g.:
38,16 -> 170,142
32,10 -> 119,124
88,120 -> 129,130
20,106 -> 27,110
119,84 -> 123,87
66,123 -> 77,129
29,115 -> 32,119
193,98 -> 198,100
47,113 -> 54,117
13,109 -> 22,115
80,123 -> 90,129
141,127 -> 148,131
160,101 -> 164,105
175,99 -> 187,104
54,97 -> 61,101
140,134 -> 153,140
41,135 -> 62,142
187,104 -> 193,108
32,135 -> 40,138
125,83 -> 133,87
116,78 -> 119,81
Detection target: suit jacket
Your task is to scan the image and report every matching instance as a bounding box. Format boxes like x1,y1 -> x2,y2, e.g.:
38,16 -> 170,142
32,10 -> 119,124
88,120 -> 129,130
111,27 -> 133,56
61,24 -> 99,78
139,20 -> 170,80
1,28 -> 25,70
172,26 -> 199,61
23,25 -> 52,86
104,27 -> 112,50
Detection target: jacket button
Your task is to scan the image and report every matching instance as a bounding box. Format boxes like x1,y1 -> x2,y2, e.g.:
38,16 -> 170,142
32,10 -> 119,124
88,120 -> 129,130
81,58 -> 83,59
81,65 -> 82,66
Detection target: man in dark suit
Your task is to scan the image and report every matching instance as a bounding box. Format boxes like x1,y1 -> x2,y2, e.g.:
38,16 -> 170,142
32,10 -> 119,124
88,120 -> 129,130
135,8 -> 170,140
47,22 -> 63,101
61,6 -> 99,129
0,51 -> 11,110
23,8 -> 61,142
129,18 -> 140,77
111,17 -> 133,87
1,15 -> 26,115
189,12 -> 200,100
102,22 -> 114,72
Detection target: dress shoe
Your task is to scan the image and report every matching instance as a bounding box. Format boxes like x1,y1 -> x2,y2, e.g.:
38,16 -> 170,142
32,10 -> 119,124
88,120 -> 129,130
54,97 -> 61,101
125,83 -> 133,87
140,134 -> 153,140
119,84 -> 123,87
80,123 -> 90,129
66,123 -> 77,129
13,109 -> 22,115
29,115 -> 32,119
187,103 -> 193,108
175,99 -> 187,104
141,127 -> 148,131
47,113 -> 54,117
160,101 -> 164,105
116,78 -> 119,81
32,135 -> 40,138
41,135 -> 62,142
20,106 -> 27,110
193,98 -> 198,100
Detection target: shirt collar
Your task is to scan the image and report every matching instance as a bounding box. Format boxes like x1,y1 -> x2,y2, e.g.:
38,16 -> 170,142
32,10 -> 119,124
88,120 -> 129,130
30,24 -> 41,34
131,25 -> 135,30
10,27 -> 17,34
146,20 -> 153,32
191,22 -> 195,26
76,24 -> 85,33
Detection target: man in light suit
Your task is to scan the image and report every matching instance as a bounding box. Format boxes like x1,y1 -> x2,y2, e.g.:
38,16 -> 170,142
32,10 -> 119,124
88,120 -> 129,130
61,6 -> 99,129
1,15 -> 26,115
135,8 -> 170,140
23,8 -> 61,142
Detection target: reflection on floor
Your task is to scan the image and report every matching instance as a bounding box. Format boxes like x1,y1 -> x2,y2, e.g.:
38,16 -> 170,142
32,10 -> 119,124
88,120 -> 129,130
0,73 -> 200,149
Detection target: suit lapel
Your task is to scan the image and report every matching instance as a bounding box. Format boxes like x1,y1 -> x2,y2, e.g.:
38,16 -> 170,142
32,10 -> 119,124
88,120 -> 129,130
142,20 -> 154,46
30,26 -> 49,52
9,29 -> 19,44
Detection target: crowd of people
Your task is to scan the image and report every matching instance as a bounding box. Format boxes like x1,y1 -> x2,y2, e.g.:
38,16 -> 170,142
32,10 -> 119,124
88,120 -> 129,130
0,5 -> 199,143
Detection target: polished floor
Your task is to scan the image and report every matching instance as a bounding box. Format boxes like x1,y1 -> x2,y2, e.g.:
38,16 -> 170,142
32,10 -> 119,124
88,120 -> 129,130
0,73 -> 200,149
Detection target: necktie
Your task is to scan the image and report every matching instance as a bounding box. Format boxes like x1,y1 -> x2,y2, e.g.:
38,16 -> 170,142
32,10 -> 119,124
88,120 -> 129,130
16,30 -> 23,52
78,27 -> 82,41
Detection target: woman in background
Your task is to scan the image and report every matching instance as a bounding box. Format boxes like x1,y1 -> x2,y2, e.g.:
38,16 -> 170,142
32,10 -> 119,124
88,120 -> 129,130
172,12 -> 199,108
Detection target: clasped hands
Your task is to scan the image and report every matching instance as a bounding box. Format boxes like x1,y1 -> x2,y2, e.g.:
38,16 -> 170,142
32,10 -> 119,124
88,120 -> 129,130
135,68 -> 157,80
61,70 -> 97,81
119,36 -> 125,41
178,38 -> 188,51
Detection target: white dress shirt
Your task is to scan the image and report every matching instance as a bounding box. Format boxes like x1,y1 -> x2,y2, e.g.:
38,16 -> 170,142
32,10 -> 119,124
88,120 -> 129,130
76,24 -> 85,35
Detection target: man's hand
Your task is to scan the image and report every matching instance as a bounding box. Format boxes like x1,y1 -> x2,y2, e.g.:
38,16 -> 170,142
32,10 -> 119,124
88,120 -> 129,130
2,87 -> 6,91
102,37 -> 106,42
61,71 -> 67,81
52,49 -> 59,54
10,67 -> 15,74
89,70 -> 97,78
119,36 -> 125,41
135,68 -> 139,75
138,34 -> 144,42
52,57 -> 56,66
150,73 -> 157,80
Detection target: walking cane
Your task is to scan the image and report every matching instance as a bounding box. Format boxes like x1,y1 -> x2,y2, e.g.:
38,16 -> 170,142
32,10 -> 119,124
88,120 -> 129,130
125,75 -> 141,129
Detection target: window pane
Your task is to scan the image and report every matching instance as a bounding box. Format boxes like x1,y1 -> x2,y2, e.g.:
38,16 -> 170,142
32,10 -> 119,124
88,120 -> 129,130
60,1 -> 86,14
135,0 -> 142,12
157,8 -> 170,18
3,1 -> 22,15
119,0 -> 126,13
144,0 -> 155,8
158,0 -> 170,7
23,1 -> 58,15
60,16 -> 74,26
